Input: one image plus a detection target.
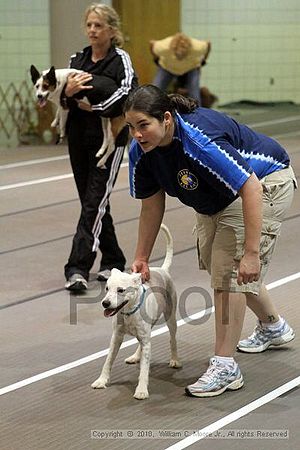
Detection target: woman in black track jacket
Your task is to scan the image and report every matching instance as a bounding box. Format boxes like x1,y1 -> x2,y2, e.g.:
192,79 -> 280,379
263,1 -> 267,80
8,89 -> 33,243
63,3 -> 138,291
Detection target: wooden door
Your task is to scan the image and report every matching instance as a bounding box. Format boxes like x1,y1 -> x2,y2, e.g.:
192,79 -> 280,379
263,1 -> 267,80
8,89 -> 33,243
113,0 -> 180,84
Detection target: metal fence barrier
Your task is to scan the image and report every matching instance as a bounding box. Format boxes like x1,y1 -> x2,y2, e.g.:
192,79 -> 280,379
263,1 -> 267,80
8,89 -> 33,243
0,80 -> 56,147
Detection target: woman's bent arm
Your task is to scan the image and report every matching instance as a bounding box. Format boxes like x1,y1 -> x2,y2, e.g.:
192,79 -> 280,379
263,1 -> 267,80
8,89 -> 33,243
132,189 -> 166,280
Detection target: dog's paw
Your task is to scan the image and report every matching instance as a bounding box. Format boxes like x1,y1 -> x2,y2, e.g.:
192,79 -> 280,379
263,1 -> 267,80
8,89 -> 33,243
125,355 -> 140,364
133,389 -> 149,400
96,150 -> 109,168
96,157 -> 109,168
51,118 -> 59,128
169,359 -> 182,369
95,145 -> 106,158
96,143 -> 115,168
91,377 -> 109,389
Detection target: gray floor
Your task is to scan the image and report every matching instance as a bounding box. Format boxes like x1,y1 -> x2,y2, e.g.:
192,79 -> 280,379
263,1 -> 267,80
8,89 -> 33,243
0,104 -> 300,450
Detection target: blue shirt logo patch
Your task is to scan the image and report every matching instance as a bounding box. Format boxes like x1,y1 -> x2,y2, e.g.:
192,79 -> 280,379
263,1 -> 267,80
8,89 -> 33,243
177,169 -> 198,190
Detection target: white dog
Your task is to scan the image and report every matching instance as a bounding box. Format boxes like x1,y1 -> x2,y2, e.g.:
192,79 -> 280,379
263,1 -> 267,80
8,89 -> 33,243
30,65 -> 121,167
91,224 -> 182,400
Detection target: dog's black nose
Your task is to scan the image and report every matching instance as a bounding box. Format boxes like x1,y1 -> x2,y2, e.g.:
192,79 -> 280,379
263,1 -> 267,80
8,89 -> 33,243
102,300 -> 110,309
37,94 -> 43,99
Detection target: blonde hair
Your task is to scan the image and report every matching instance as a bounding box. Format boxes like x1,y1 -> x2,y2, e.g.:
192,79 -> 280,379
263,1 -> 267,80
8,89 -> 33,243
170,33 -> 191,60
83,3 -> 124,47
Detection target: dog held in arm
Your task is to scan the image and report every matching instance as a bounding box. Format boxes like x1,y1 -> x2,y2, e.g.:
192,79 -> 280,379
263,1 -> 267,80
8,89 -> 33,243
30,65 -> 125,167
91,224 -> 182,400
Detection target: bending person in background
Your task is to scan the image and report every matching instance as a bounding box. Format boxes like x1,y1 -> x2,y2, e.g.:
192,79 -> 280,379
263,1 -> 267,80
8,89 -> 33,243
150,32 -> 211,103
63,3 -> 138,291
124,84 -> 296,397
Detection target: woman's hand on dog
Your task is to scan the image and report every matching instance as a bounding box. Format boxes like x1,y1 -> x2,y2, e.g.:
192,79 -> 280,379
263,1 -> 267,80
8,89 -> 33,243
131,260 -> 150,282
65,72 -> 93,97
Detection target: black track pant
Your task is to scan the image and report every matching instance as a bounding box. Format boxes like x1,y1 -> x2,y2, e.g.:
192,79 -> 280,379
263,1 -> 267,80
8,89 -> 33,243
64,124 -> 127,280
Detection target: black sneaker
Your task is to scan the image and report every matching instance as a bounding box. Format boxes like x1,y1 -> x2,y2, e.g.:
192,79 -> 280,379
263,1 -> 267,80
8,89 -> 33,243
65,274 -> 88,291
97,269 -> 111,282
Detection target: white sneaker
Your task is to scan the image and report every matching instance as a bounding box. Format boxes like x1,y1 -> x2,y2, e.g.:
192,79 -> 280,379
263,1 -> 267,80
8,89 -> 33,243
238,320 -> 295,353
185,358 -> 244,397
65,274 -> 88,291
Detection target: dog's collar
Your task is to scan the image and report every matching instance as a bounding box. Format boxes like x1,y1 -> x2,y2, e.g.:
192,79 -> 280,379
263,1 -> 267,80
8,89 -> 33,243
121,284 -> 146,316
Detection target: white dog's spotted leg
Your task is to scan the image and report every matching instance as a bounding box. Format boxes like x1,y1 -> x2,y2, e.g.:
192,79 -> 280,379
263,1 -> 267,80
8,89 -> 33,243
91,332 -> 124,389
133,341 -> 151,400
125,344 -> 141,364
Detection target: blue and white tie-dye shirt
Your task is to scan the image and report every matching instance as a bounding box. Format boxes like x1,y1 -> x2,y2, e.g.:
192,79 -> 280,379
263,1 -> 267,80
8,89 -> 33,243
129,108 -> 290,215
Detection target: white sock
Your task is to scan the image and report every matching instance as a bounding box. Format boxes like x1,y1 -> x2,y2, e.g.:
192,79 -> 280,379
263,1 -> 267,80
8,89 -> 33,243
261,316 -> 284,330
214,355 -> 235,366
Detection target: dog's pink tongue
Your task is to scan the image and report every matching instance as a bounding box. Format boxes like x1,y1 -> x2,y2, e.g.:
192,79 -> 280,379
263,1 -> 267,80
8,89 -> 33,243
104,308 -> 115,318
38,99 -> 47,108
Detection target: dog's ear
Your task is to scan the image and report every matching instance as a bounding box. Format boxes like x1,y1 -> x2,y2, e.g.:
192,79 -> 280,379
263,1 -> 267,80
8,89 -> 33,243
45,66 -> 57,88
111,268 -> 121,276
30,65 -> 40,84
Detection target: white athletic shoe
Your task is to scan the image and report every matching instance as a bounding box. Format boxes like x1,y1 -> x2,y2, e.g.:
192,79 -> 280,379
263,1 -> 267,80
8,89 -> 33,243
185,358 -> 244,397
238,320 -> 295,353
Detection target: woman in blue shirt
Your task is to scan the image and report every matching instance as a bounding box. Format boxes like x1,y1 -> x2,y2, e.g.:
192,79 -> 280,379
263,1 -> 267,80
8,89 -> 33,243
124,84 -> 297,397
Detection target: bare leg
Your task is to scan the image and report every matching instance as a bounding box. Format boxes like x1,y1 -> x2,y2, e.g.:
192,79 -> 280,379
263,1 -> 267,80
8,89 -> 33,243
238,283 -> 295,353
214,290 -> 246,356
245,284 -> 279,323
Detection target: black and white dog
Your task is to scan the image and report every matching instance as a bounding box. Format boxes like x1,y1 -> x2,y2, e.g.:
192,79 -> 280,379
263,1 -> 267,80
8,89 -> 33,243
30,65 -> 124,166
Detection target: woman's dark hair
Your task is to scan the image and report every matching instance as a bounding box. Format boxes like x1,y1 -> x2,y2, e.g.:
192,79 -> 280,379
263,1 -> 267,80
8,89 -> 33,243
123,84 -> 199,121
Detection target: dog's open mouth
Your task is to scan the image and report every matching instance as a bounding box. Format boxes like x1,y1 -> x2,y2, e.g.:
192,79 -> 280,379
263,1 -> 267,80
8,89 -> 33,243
37,95 -> 49,108
103,300 -> 128,317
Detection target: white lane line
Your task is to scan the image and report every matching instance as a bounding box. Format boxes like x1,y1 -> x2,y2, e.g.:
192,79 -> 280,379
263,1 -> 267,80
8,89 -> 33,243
266,272 -> 300,290
248,115 -> 300,128
0,174 -> 74,190
0,307 -> 213,396
165,376 -> 300,450
0,155 -> 69,170
272,130 -> 300,139
0,162 -> 129,191
0,272 -> 299,397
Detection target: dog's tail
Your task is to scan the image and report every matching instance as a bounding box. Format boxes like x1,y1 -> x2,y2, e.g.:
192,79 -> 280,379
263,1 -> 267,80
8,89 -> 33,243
160,223 -> 173,272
